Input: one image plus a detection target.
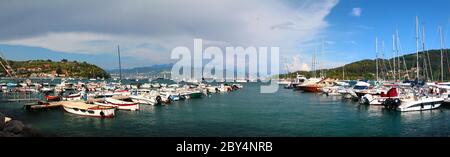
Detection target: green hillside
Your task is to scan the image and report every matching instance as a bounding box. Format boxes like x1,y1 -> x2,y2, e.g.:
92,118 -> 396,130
280,49 -> 450,81
0,59 -> 110,79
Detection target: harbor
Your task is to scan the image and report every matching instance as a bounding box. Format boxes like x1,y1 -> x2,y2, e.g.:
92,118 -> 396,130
0,77 -> 450,137
1,0 -> 450,139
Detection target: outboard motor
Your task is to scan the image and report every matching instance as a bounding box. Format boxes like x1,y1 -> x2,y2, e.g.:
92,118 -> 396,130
155,96 -> 162,105
383,98 -> 401,110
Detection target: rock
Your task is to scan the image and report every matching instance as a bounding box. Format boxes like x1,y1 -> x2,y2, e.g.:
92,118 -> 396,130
20,126 -> 42,137
3,120 -> 25,134
0,131 -> 18,137
0,113 -> 5,130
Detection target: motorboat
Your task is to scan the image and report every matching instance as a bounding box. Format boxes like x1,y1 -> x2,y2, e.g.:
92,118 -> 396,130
381,87 -> 444,112
361,88 -> 398,105
105,97 -> 140,111
129,95 -> 162,106
397,96 -> 443,112
62,93 -> 81,101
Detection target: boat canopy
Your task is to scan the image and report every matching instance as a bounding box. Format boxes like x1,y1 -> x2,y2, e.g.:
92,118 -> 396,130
380,88 -> 398,97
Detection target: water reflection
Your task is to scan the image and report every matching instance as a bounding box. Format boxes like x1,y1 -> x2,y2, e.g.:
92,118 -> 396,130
399,109 -> 444,123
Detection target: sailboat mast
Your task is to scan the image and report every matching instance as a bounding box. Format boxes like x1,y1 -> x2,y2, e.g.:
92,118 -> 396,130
440,26 -> 444,82
376,37 -> 379,81
423,24 -> 433,81
421,24 -> 430,81
117,45 -> 122,82
383,40 -> 392,80
321,40 -> 325,78
392,34 -> 396,81
396,30 -> 401,80
343,65 -> 345,80
312,49 -> 316,78
415,16 -> 419,80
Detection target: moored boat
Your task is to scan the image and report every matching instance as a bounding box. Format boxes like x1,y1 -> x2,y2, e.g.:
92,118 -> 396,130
45,95 -> 61,102
61,101 -> 115,118
105,97 -> 140,111
129,95 -> 162,105
397,97 -> 443,112
62,93 -> 81,101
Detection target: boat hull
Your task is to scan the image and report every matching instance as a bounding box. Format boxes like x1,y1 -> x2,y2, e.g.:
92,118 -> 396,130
397,98 -> 443,112
130,96 -> 160,106
105,98 -> 140,111
296,85 -> 321,93
63,106 -> 115,118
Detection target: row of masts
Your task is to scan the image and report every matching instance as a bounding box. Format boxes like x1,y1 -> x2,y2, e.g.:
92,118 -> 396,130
374,16 -> 447,82
310,40 -> 326,78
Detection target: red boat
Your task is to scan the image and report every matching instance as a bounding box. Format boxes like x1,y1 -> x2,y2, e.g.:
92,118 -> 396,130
296,84 -> 321,93
45,95 -> 61,101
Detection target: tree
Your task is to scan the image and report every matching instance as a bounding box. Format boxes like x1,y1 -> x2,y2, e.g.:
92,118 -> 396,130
56,67 -> 63,76
61,59 -> 68,62
47,59 -> 52,62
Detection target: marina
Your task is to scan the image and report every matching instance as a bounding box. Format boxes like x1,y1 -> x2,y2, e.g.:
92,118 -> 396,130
1,78 -> 450,137
1,0 -> 450,139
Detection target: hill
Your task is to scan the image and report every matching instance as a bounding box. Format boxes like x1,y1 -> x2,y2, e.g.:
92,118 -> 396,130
280,49 -> 450,81
0,59 -> 110,78
108,64 -> 173,74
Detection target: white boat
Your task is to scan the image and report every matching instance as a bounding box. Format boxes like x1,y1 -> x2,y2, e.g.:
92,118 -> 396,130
129,95 -> 161,105
397,97 -> 443,112
235,79 -> 248,83
105,98 -> 140,111
231,84 -> 243,89
140,83 -> 152,89
61,101 -> 115,118
62,93 -> 82,101
40,87 -> 54,92
152,83 -> 161,88
322,86 -> 342,96
206,86 -> 219,93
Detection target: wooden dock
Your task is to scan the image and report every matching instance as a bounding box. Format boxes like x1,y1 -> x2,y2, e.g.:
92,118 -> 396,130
24,101 -> 63,110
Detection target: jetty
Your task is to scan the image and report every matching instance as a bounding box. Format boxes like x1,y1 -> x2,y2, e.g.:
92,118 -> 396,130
24,101 -> 63,110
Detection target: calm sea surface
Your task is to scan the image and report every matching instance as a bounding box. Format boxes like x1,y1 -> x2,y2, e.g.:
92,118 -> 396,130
1,81 -> 450,137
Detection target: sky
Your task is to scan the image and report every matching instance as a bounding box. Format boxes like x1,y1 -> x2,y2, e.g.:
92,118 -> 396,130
0,0 -> 449,73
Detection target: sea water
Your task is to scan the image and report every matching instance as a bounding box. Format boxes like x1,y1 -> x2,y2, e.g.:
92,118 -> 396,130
1,82 -> 449,137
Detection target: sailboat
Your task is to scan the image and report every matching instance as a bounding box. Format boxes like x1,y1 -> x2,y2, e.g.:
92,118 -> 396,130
393,17 -> 444,112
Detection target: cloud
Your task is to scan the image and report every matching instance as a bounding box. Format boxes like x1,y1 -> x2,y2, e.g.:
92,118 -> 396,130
351,7 -> 362,17
284,55 -> 310,72
0,0 -> 339,68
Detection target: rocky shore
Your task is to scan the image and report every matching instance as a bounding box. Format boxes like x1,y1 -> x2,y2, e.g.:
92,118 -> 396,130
0,112 -> 41,137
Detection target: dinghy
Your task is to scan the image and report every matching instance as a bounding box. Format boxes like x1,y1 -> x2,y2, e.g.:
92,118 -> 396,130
61,101 -> 115,118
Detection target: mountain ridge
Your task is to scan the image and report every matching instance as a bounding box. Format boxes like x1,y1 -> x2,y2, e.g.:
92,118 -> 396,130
281,49 -> 450,81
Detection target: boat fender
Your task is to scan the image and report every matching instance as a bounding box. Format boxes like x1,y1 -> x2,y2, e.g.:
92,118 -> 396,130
100,111 -> 105,118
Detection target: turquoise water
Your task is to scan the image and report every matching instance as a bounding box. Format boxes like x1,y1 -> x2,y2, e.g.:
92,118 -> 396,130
1,82 -> 450,137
